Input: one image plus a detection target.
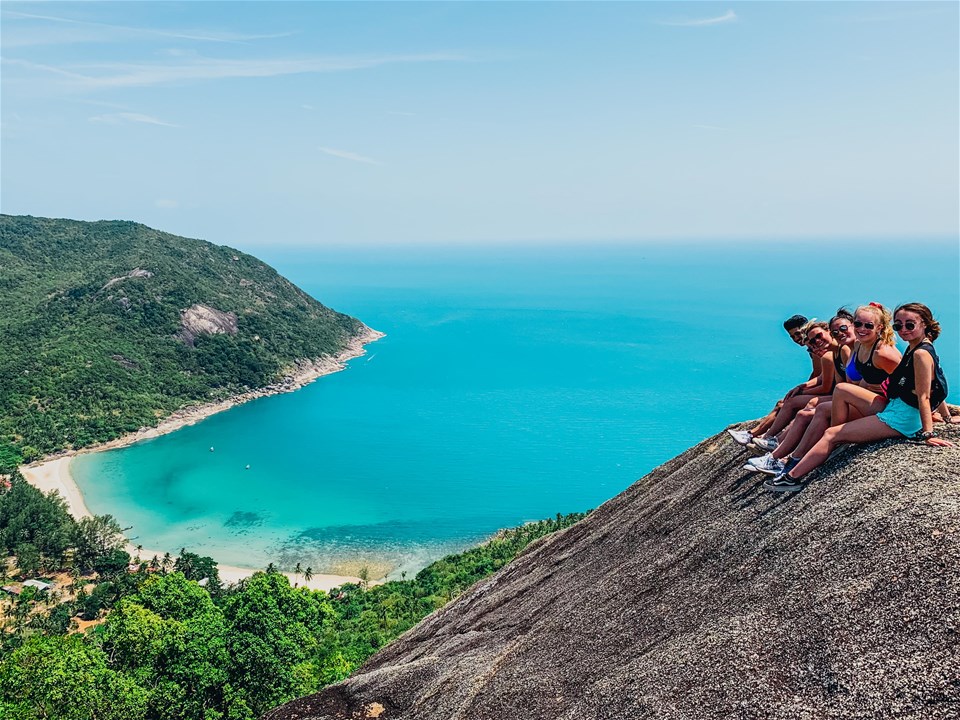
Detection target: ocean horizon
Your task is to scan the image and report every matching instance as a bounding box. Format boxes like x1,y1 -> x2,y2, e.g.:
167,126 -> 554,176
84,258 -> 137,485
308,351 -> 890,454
70,238 -> 960,578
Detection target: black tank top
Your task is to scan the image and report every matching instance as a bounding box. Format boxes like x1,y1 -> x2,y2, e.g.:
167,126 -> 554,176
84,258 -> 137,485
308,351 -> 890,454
854,342 -> 891,385
833,351 -> 846,382
887,342 -> 948,409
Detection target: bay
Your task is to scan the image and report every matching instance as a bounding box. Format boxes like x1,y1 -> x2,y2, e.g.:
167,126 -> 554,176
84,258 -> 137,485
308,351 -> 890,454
71,239 -> 960,577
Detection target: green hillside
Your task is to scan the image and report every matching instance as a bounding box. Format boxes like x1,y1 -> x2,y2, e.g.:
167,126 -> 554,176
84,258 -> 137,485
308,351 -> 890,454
0,215 -> 364,466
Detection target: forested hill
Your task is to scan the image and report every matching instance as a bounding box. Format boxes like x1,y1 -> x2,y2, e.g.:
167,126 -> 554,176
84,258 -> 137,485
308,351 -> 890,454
0,214 -> 366,466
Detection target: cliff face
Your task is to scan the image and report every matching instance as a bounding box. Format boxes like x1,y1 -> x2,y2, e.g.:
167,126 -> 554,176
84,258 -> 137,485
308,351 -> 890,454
265,422 -> 960,720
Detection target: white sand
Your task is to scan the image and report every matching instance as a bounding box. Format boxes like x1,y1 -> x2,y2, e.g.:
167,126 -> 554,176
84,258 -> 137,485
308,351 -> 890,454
18,328 -> 385,593
20,457 -> 93,520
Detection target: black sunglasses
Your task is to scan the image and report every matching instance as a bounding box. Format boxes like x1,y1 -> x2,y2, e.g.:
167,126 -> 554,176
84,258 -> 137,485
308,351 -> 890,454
830,324 -> 849,337
893,321 -> 918,332
853,320 -> 875,330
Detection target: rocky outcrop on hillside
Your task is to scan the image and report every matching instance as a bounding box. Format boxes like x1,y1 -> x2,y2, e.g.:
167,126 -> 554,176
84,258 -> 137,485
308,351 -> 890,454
176,303 -> 239,346
265,421 -> 960,720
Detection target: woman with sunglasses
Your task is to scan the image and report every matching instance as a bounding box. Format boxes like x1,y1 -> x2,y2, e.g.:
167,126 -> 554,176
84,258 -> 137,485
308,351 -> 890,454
748,319 -> 840,453
828,302 -> 901,428
765,302 -> 953,492
747,311 -> 859,475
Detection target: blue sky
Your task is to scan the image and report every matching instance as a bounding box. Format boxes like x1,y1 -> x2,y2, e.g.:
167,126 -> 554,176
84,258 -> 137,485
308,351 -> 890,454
2,2 -> 957,248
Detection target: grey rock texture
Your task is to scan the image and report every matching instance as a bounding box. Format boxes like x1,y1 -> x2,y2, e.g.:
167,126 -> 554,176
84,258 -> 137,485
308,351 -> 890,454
176,303 -> 238,346
265,422 -> 960,720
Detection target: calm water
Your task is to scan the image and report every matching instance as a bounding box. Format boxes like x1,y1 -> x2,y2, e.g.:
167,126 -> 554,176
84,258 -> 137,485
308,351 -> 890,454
72,239 -> 959,577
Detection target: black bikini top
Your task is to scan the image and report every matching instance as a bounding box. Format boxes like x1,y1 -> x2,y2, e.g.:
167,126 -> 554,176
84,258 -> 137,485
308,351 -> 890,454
854,341 -> 891,386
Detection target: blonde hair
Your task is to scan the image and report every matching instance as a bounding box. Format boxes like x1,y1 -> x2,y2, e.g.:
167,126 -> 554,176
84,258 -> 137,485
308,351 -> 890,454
855,302 -> 895,346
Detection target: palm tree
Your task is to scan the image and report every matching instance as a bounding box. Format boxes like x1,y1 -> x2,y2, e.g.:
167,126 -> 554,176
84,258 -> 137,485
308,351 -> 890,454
303,566 -> 314,583
358,565 -> 370,591
266,562 -> 276,574
294,562 -> 302,587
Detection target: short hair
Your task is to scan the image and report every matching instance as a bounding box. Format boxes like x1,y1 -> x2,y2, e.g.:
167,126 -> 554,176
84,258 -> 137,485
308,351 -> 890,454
783,315 -> 808,331
894,302 -> 941,341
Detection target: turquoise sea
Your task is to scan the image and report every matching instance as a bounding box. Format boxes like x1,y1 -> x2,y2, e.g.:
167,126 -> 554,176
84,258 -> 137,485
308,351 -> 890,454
71,240 -> 959,577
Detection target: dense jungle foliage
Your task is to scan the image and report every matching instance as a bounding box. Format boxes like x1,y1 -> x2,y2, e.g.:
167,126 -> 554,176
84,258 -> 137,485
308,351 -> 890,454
0,215 -> 363,466
0,473 -> 587,720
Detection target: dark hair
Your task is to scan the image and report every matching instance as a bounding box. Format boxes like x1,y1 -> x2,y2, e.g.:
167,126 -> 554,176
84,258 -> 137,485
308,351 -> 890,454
833,307 -> 854,322
894,302 -> 941,341
783,315 -> 808,331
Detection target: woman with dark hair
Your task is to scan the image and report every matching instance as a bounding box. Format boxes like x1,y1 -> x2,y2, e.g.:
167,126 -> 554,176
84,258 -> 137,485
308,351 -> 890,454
765,303 -> 954,492
747,310 -> 857,476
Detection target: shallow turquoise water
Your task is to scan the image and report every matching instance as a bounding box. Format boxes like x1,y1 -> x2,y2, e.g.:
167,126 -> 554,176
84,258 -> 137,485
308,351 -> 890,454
72,239 -> 959,577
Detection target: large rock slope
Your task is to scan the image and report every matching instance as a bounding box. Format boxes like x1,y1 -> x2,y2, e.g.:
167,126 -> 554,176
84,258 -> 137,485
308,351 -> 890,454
266,423 -> 960,720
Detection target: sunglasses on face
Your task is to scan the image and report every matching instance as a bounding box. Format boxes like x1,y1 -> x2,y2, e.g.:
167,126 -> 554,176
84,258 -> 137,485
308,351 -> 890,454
893,321 -> 918,332
830,324 -> 850,337
806,333 -> 828,346
853,321 -> 875,330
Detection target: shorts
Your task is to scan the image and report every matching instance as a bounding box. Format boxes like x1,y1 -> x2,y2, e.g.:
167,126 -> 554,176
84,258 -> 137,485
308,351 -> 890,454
877,397 -> 923,438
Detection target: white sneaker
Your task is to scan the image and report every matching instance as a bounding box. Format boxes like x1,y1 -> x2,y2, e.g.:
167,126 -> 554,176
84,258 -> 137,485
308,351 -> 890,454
727,429 -> 753,445
752,436 -> 779,452
751,454 -> 786,476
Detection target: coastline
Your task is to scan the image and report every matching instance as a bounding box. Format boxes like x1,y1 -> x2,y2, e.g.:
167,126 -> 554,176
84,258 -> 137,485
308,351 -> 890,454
19,325 -> 383,592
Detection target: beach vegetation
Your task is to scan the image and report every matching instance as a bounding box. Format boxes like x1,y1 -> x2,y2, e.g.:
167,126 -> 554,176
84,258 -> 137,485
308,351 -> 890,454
0,493 -> 586,719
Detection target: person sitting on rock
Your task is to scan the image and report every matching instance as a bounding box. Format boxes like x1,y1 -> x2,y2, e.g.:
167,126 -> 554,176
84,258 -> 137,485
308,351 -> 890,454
744,319 -> 841,454
727,314 -> 820,446
746,310 -> 857,476
764,302 -> 954,492
827,301 -> 901,429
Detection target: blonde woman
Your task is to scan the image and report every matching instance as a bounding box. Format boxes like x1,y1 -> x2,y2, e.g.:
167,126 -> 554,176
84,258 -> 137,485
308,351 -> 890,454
829,302 -> 901,427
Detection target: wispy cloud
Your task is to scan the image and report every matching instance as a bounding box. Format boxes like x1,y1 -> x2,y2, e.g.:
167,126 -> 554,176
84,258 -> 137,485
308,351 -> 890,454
318,146 -> 381,166
1,9 -> 293,46
89,112 -> 179,128
658,10 -> 737,27
4,53 -> 465,90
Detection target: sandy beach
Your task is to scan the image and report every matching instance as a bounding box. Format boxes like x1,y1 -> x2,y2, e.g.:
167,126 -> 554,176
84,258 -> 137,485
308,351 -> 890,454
19,327 -> 382,593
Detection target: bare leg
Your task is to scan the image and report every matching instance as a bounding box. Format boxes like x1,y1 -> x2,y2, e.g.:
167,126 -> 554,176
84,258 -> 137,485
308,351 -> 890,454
831,383 -> 887,426
772,404 -> 817,459
764,394 -> 820,438
749,408 -> 778,436
790,401 -> 834,459
787,415 -> 902,479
